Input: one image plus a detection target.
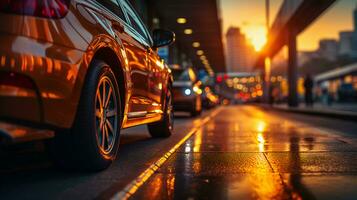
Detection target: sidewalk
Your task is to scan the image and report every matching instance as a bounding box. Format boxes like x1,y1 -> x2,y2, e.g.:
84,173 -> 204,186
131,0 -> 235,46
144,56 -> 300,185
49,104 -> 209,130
260,103 -> 357,122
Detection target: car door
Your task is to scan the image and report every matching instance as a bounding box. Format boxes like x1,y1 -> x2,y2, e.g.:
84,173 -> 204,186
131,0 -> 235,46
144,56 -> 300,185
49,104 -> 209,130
147,48 -> 165,114
95,0 -> 148,117
121,2 -> 164,115
119,0 -> 152,118
133,15 -> 164,114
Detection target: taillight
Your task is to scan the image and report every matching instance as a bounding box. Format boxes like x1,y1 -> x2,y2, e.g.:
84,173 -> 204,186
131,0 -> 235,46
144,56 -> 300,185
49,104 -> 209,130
0,0 -> 70,19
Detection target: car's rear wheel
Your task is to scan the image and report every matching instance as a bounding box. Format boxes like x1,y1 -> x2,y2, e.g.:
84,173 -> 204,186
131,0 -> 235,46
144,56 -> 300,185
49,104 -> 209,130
52,61 -> 121,171
147,86 -> 174,138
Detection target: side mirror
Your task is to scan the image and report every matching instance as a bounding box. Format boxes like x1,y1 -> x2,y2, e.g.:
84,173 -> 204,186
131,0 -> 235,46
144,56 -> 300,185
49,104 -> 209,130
152,29 -> 175,48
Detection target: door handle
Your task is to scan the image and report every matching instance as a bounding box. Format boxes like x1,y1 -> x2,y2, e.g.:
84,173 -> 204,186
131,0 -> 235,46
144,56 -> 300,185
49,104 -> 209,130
112,21 -> 124,33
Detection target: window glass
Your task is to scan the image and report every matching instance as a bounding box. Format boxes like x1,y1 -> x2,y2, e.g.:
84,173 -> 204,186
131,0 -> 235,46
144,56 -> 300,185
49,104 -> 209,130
121,1 -> 151,44
97,0 -> 126,21
172,69 -> 191,82
127,13 -> 147,38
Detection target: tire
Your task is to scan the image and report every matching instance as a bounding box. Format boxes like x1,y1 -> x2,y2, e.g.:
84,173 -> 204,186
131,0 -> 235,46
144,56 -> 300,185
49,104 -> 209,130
190,96 -> 202,117
147,86 -> 174,138
52,60 -> 121,171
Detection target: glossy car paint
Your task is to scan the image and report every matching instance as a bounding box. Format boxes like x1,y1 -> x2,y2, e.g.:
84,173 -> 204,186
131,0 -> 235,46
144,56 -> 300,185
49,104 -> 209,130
0,0 -> 172,134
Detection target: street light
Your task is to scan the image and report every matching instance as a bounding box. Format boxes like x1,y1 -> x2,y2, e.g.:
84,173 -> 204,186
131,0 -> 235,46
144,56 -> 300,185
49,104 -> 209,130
196,50 -> 204,55
192,42 -> 200,48
177,18 -> 187,24
184,29 -> 193,34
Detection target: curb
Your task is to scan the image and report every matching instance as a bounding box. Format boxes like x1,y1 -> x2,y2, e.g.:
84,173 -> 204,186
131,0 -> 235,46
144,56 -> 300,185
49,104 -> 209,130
258,104 -> 357,122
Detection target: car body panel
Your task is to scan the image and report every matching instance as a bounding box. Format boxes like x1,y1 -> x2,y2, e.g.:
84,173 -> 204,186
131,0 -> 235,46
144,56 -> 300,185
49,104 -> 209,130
0,34 -> 84,128
0,13 -> 23,35
0,0 -> 173,137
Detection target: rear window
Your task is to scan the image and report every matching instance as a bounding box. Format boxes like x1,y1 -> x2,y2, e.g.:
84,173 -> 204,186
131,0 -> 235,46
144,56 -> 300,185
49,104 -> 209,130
97,0 -> 126,21
172,70 -> 190,81
121,0 -> 152,45
127,13 -> 147,39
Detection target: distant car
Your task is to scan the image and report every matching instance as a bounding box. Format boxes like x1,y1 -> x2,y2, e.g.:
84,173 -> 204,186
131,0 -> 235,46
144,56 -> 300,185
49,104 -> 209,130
202,86 -> 219,109
338,83 -> 357,102
171,67 -> 203,116
0,0 -> 175,170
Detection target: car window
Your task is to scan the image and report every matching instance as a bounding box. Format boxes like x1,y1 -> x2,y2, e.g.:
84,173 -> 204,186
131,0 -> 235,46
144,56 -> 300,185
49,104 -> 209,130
121,1 -> 151,45
173,70 -> 191,82
127,13 -> 146,38
97,0 -> 126,21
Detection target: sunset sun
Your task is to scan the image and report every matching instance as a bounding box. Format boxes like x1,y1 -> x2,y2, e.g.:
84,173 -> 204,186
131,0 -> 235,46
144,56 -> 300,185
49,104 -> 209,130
244,26 -> 267,52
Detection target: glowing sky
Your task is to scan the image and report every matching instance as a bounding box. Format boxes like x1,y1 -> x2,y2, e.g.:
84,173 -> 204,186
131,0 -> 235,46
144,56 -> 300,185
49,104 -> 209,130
220,0 -> 356,51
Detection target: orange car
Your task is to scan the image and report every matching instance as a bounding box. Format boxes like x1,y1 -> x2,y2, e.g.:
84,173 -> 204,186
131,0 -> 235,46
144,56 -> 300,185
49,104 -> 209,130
0,0 -> 174,170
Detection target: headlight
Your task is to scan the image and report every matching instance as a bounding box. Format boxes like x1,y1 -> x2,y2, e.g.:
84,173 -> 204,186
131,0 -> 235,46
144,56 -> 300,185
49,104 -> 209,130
193,86 -> 199,92
184,88 -> 192,96
193,86 -> 202,94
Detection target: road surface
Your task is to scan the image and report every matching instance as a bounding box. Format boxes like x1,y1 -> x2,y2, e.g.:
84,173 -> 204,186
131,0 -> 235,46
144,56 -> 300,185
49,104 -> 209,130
1,105 -> 357,200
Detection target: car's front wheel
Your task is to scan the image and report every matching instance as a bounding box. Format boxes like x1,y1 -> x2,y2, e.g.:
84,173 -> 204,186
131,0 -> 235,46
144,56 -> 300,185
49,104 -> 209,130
52,60 -> 121,171
147,86 -> 174,138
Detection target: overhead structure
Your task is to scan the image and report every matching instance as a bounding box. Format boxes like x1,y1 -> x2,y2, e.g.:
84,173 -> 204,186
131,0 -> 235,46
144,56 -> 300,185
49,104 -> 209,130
150,0 -> 226,74
263,0 -> 336,58
258,0 -> 336,107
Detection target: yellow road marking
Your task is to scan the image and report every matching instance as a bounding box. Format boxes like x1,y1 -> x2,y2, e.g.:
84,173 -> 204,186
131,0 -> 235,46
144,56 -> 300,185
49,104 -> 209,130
110,108 -> 222,200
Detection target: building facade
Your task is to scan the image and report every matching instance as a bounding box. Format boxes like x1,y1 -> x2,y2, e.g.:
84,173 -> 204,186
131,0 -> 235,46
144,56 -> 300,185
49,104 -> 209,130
352,4 -> 357,58
318,39 -> 338,61
298,51 -> 319,66
225,27 -> 255,73
339,31 -> 354,57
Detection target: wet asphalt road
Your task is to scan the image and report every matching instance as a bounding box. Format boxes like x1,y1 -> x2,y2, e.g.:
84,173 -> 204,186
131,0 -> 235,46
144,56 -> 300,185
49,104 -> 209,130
1,105 -> 357,200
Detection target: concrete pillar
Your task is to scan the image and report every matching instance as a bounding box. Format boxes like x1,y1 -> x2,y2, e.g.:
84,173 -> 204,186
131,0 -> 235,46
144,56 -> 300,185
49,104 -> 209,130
263,57 -> 271,104
288,29 -> 299,107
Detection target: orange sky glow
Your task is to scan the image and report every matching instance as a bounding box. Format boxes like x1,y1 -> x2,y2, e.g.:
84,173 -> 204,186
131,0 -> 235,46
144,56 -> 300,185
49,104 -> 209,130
220,0 -> 355,52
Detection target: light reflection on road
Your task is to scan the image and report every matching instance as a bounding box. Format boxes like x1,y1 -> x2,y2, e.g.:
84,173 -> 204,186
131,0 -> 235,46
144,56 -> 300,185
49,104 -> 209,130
132,106 -> 357,200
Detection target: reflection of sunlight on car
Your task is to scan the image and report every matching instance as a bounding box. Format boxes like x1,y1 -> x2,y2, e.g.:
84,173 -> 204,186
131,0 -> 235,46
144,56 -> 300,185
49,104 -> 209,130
0,0 -> 175,171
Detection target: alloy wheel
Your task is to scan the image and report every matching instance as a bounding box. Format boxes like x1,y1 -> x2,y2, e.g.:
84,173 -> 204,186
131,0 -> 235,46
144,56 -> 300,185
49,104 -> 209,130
95,76 -> 118,155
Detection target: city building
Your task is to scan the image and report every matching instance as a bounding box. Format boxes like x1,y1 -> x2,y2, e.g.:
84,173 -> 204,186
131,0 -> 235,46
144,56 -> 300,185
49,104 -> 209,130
225,27 -> 256,73
352,4 -> 357,58
318,39 -> 338,61
297,4 -> 357,66
298,51 -> 319,66
338,31 -> 355,57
